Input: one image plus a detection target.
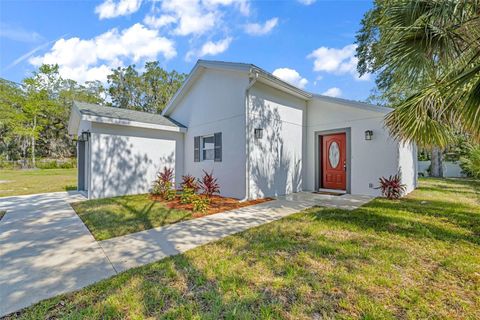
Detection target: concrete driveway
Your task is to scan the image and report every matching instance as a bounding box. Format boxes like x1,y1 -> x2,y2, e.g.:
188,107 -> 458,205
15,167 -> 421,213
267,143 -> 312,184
0,192 -> 116,317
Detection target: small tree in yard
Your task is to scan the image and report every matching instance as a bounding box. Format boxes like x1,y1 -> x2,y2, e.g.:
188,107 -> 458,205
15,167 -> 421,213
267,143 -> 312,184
152,167 -> 175,200
199,170 -> 220,198
377,172 -> 406,200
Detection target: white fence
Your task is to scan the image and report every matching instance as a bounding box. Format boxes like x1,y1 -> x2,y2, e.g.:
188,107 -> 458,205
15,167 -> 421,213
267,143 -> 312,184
418,161 -> 466,178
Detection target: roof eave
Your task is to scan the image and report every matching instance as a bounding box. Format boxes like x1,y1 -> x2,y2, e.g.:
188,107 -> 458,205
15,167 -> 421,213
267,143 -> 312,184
312,94 -> 393,114
81,114 -> 187,133
162,63 -> 204,116
253,68 -> 312,100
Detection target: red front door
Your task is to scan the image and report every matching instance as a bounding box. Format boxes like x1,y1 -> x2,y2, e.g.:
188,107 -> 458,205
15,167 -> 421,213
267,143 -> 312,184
322,133 -> 346,190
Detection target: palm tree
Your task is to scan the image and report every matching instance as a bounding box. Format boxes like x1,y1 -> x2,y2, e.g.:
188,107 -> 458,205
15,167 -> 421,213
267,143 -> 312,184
357,0 -> 480,175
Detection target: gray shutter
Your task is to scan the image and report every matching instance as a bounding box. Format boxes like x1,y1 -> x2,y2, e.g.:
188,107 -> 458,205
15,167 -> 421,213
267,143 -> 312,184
194,136 -> 200,162
214,132 -> 222,162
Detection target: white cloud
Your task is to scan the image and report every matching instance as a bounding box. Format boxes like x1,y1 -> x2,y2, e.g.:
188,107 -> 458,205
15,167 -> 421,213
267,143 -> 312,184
95,0 -> 142,19
186,36 -> 232,60
199,37 -> 232,56
244,18 -> 278,36
308,44 -> 370,81
204,0 -> 250,15
143,14 -> 176,29
159,0 -> 218,36
272,68 -> 308,89
30,23 -> 176,83
145,0 -> 250,36
297,0 -> 316,5
322,87 -> 342,98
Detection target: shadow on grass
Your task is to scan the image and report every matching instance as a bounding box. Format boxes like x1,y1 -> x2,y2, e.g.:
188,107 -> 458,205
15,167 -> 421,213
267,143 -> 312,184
311,198 -> 479,245
111,197 -> 192,230
73,195 -> 194,240
18,252 -> 294,319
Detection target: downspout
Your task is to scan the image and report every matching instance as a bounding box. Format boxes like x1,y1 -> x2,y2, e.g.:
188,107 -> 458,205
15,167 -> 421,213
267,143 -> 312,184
244,69 -> 258,201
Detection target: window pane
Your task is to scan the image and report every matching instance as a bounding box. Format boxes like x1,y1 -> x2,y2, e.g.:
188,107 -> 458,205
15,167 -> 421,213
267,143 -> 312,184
203,149 -> 214,160
203,136 -> 214,146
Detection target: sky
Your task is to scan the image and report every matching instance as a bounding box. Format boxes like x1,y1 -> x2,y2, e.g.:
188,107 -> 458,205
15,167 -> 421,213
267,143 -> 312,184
0,0 -> 375,101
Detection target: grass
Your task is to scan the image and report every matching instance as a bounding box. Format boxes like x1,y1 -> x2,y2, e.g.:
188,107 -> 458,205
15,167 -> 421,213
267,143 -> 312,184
9,178 -> 480,319
0,168 -> 77,197
72,194 -> 193,241
74,194 -> 272,241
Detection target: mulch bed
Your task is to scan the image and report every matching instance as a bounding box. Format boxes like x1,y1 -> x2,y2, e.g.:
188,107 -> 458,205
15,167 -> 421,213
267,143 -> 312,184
149,194 -> 273,218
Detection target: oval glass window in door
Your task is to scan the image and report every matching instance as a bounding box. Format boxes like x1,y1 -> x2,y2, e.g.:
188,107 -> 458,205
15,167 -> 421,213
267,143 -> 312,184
328,141 -> 340,168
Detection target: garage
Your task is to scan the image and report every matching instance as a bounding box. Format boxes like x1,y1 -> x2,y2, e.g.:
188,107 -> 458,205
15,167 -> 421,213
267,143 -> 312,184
68,102 -> 185,199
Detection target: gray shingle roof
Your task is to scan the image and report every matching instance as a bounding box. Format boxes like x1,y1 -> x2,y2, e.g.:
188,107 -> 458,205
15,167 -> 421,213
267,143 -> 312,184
74,101 -> 185,128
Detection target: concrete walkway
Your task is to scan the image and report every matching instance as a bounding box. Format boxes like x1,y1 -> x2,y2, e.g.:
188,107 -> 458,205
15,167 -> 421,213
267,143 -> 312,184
0,192 -> 116,317
0,191 -> 372,316
100,192 -> 373,273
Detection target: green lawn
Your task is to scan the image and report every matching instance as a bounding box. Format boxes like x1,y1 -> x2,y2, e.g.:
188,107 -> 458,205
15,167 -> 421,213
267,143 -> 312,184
10,178 -> 480,319
0,168 -> 77,197
72,194 -> 192,241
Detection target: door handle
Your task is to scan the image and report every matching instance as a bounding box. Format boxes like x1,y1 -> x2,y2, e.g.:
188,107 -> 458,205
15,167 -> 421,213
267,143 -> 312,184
343,160 -> 346,172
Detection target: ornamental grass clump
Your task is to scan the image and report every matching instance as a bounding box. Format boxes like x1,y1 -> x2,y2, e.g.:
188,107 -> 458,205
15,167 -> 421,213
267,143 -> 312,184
377,171 -> 406,200
152,167 -> 176,200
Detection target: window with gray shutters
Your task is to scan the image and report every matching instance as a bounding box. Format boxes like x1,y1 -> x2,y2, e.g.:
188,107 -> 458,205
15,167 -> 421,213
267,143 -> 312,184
194,133 -> 222,162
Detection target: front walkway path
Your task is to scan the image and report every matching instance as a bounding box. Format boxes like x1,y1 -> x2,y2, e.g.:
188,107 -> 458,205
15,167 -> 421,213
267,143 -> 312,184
0,192 -> 116,317
0,191 -> 371,316
100,192 -> 373,273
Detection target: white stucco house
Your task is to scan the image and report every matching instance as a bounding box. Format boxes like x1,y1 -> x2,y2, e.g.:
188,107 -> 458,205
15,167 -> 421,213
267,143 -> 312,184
68,60 -> 417,200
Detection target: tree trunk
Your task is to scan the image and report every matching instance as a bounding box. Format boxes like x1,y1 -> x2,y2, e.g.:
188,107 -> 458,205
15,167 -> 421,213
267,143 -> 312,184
430,146 -> 444,177
31,136 -> 35,168
31,116 -> 36,168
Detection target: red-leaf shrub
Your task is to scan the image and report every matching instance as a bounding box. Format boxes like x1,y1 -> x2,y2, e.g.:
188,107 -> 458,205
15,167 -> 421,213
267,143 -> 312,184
181,174 -> 199,193
199,170 -> 220,197
377,172 -> 406,199
152,167 -> 175,200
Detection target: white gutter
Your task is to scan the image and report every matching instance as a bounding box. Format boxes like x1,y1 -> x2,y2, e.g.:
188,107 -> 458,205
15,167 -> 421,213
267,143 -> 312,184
244,69 -> 259,201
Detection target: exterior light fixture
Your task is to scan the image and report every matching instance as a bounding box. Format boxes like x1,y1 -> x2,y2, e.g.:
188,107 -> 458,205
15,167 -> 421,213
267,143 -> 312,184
80,131 -> 91,142
254,128 -> 263,139
365,130 -> 373,141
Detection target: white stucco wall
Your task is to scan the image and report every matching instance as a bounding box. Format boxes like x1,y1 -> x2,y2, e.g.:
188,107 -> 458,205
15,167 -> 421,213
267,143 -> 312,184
168,68 -> 249,199
418,160 -> 465,178
88,123 -> 183,199
305,97 -> 416,196
247,81 -> 307,198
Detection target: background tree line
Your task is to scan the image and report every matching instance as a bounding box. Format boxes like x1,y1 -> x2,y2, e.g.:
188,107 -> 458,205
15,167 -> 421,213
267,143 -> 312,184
0,62 -> 186,167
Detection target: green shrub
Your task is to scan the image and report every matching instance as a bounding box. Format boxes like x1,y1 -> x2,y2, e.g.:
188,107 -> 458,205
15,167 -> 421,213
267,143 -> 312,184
180,187 -> 195,204
0,158 -> 77,169
191,195 -> 209,213
460,145 -> 480,178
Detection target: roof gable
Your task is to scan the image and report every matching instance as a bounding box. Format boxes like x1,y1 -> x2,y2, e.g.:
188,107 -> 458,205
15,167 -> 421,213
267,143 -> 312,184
162,59 -> 312,116
68,101 -> 186,134
162,59 -> 387,116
